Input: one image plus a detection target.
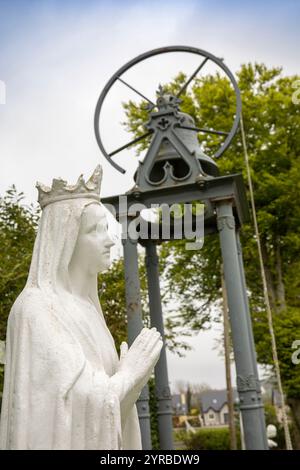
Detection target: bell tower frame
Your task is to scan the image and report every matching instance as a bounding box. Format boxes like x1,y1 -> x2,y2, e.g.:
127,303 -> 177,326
95,46 -> 269,450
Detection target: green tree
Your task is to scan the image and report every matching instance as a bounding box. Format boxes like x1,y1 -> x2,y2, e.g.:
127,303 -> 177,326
0,187 -> 40,398
0,187 -> 39,341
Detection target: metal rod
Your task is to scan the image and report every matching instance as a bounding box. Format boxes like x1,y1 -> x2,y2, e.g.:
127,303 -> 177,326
122,234 -> 152,450
117,76 -> 156,106
221,265 -> 238,450
236,230 -> 269,446
177,125 -> 229,136
108,131 -> 153,157
216,200 -> 268,450
145,241 -> 173,450
176,57 -> 209,97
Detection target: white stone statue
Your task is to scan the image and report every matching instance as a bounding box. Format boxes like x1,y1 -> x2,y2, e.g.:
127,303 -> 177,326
0,165 -> 163,450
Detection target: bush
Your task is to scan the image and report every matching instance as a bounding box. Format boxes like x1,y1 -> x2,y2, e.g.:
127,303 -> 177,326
182,427 -> 241,450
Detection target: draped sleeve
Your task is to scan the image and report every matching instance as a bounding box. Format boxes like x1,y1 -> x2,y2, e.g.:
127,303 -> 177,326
0,288 -> 141,450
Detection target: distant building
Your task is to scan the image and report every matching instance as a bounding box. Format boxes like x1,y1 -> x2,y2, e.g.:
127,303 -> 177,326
200,389 -> 238,427
172,393 -> 188,416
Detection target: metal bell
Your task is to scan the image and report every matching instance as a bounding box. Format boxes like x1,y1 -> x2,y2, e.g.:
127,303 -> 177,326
148,111 -> 219,183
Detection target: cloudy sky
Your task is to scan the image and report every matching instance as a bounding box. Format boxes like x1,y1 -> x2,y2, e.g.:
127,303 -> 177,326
0,0 -> 299,391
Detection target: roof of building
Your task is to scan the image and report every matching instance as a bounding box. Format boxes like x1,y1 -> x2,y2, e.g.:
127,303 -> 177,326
201,389 -> 238,413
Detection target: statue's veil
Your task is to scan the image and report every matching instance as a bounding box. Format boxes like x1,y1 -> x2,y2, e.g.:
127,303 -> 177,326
24,197 -> 102,312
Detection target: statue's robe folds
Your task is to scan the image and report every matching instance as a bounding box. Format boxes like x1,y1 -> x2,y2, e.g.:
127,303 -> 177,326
0,289 -> 142,450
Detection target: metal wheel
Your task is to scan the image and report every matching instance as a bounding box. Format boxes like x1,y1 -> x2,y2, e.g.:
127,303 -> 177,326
94,46 -> 241,174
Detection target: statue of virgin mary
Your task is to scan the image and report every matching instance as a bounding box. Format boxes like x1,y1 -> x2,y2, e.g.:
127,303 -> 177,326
0,165 -> 163,450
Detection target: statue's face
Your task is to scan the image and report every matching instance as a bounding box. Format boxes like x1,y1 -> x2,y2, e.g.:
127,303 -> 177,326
74,203 -> 115,274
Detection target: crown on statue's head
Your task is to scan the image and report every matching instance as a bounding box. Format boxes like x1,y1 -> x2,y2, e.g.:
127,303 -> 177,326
36,165 -> 103,209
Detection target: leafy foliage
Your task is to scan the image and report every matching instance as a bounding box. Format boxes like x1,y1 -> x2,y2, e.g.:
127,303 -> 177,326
0,187 -> 40,397
0,187 -> 39,341
178,427 -> 241,450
